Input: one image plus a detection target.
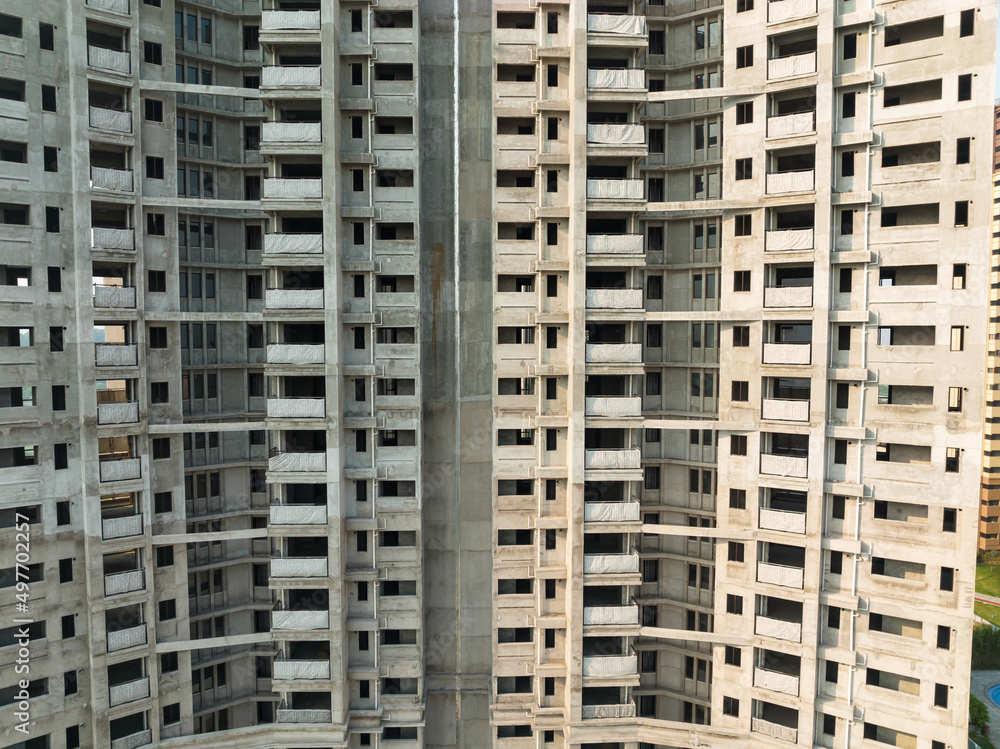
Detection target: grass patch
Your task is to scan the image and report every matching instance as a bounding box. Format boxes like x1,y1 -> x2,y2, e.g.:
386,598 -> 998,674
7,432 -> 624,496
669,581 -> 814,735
972,731 -> 997,749
977,565 -> 1000,598
976,600 -> 1000,625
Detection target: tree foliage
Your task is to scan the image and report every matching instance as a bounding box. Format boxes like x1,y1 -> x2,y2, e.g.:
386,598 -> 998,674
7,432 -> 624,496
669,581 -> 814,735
973,624 -> 1000,670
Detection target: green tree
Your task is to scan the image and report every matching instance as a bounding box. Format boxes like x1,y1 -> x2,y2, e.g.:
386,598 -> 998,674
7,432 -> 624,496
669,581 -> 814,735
971,694 -> 990,736
986,550 -> 1000,573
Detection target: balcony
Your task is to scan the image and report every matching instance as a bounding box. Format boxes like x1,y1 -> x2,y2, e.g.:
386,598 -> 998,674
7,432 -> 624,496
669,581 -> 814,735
110,731 -> 152,749
88,45 -> 131,75
766,170 -> 814,195
588,14 -> 647,36
86,0 -> 130,13
267,398 -> 325,419
757,562 -> 805,589
587,123 -> 645,145
264,233 -> 323,256
587,234 -> 644,255
767,52 -> 817,81
582,702 -> 636,719
273,659 -> 331,681
752,717 -> 797,743
102,513 -> 143,540
91,166 -> 134,192
108,677 -> 149,707
588,69 -> 645,91
97,401 -> 139,425
583,605 -> 640,626
755,616 -> 802,643
272,609 -> 330,631
759,453 -> 808,479
263,178 -> 322,200
585,397 -> 642,417
269,504 -> 328,526
94,285 -> 137,309
267,343 -> 325,365
89,106 -> 131,133
104,569 -> 144,596
265,288 -> 324,310
582,655 -> 638,678
262,10 -> 321,31
764,228 -> 813,252
586,289 -> 643,310
92,227 -> 134,251
585,449 -> 641,470
587,179 -> 643,200
761,399 -> 809,423
586,344 -> 642,364
277,708 -> 333,723
583,553 -> 640,575
764,286 -> 813,309
96,343 -> 138,368
107,624 -> 146,652
262,121 -> 322,145
268,452 -> 327,473
584,502 -> 641,523
767,0 -> 817,24
99,458 -> 141,483
261,66 -> 321,89
762,343 -> 811,365
754,668 -> 799,696
767,112 -> 815,139
270,557 -> 328,578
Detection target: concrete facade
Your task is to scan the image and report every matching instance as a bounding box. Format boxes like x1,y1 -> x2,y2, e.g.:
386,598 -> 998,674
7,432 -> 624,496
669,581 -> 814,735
980,103 -> 1000,550
0,1 -> 994,749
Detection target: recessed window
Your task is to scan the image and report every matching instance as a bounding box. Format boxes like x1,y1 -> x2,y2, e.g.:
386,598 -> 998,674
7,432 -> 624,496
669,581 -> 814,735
736,45 -> 753,68
0,14 -> 22,38
149,326 -> 168,348
734,270 -> 750,292
143,41 -> 162,65
151,382 -> 169,404
736,101 -> 753,125
958,74 -> 972,102
144,99 -> 163,122
732,325 -> 749,347
735,158 -> 752,180
41,85 -> 56,112
735,214 -> 752,236
731,380 -> 749,402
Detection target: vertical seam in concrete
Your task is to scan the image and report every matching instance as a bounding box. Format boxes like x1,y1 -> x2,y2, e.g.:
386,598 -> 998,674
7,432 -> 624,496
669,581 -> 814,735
451,0 -> 463,723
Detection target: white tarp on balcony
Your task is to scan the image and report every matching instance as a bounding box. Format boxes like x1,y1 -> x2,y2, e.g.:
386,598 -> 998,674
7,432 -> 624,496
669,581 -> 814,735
585,449 -> 641,470
758,562 -> 805,588
267,398 -> 325,419
767,111 -> 815,138
264,233 -> 323,254
89,45 -> 130,74
105,569 -> 144,595
92,227 -> 134,250
582,703 -> 636,719
99,458 -> 141,482
87,0 -> 129,13
272,609 -> 330,630
587,14 -> 647,35
262,10 -> 321,30
586,289 -> 643,308
266,288 -> 324,309
762,343 -> 811,365
264,178 -> 322,199
262,66 -> 321,88
768,0 -> 817,23
585,343 -> 642,363
94,285 -> 136,308
764,285 -> 813,308
270,504 -> 327,525
277,709 -> 332,723
587,123 -> 645,145
761,398 -> 810,423
262,121 -> 322,143
765,228 -> 814,251
583,605 -> 640,626
107,624 -> 146,652
584,502 -> 641,523
271,557 -> 328,578
266,344 -> 325,365
585,397 -> 642,417
760,453 -> 808,478
583,655 -> 638,677
89,107 -> 131,133
587,234 -> 644,254
96,344 -> 138,367
102,513 -> 142,539
756,616 -> 801,642
588,69 -> 645,90
753,718 -> 797,743
268,452 -> 327,473
587,179 -> 643,200
583,553 -> 640,575
274,659 -> 331,680
766,170 -> 815,194
767,51 -> 817,80
91,167 -> 133,192
754,667 -> 800,695
109,678 -> 149,706
97,401 -> 139,425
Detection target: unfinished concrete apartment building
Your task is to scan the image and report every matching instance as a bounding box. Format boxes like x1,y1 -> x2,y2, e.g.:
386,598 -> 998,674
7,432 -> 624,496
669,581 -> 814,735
0,0 -> 993,748
980,102 -> 1000,551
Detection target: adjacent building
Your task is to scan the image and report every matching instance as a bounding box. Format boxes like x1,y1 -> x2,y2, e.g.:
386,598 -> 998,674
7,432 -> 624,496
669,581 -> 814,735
0,1 -> 993,748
